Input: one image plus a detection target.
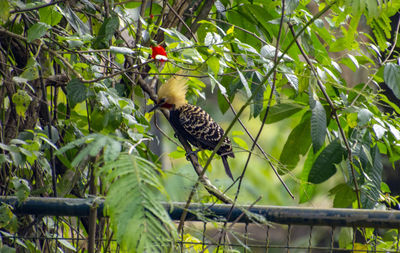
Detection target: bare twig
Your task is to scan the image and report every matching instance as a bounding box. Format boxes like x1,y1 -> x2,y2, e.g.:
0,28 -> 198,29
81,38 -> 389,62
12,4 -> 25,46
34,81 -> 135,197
165,1 -> 198,42
224,96 -> 294,198
133,0 -> 149,48
208,18 -> 268,45
189,1 -> 214,36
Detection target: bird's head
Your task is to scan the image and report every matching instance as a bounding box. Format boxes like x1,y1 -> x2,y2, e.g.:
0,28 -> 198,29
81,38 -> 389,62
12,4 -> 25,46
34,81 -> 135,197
150,73 -> 188,112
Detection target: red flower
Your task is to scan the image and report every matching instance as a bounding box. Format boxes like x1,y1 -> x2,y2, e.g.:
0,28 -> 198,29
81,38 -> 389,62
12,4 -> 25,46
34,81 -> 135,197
151,45 -> 168,62
150,14 -> 154,19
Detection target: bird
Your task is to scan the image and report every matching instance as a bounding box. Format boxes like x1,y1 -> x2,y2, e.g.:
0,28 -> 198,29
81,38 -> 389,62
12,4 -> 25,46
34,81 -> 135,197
149,74 -> 235,180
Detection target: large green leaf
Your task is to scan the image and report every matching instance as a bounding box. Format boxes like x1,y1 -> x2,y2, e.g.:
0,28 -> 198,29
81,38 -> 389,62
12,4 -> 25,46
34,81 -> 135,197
329,183 -> 356,208
39,6 -> 63,26
250,72 -> 265,117
383,63 -> 400,100
66,79 -> 89,108
279,111 -> 311,172
0,0 -> 10,22
58,5 -> 90,35
226,9 -> 260,48
100,154 -> 177,252
310,99 -> 326,152
217,92 -> 229,114
93,16 -> 119,49
308,139 -> 347,184
208,55 -> 220,76
299,149 -> 316,204
27,22 -> 51,43
260,103 -> 305,124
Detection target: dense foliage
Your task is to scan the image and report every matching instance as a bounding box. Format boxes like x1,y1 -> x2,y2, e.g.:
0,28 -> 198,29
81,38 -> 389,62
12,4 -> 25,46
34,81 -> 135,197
1,0 -> 400,251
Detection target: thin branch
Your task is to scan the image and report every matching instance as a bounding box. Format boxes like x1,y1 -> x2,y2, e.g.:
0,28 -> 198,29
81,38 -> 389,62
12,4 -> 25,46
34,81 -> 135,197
165,1 -> 198,42
208,18 -> 268,45
224,96 -> 294,198
133,0 -> 149,48
189,0 -> 214,36
217,196 -> 262,248
288,23 -> 361,209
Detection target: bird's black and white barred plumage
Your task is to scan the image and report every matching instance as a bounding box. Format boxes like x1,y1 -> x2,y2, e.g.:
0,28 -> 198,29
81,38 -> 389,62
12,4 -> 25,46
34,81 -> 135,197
170,104 -> 235,179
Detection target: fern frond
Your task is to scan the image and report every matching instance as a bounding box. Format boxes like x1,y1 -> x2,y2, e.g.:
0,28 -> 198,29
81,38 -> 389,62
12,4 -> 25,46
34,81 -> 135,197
369,15 -> 391,51
100,153 -> 177,252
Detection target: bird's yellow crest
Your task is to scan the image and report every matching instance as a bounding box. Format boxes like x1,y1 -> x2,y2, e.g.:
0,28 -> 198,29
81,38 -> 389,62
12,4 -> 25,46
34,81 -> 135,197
157,73 -> 188,108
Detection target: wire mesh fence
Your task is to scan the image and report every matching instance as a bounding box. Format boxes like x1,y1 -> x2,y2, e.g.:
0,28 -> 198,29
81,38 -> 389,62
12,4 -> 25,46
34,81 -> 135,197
1,196 -> 400,252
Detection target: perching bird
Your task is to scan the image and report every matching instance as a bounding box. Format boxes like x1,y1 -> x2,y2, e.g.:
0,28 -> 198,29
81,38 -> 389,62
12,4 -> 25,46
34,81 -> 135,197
150,74 -> 235,180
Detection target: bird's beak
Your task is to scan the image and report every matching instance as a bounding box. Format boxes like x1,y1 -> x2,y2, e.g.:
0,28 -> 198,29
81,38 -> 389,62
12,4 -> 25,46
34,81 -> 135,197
148,103 -> 161,112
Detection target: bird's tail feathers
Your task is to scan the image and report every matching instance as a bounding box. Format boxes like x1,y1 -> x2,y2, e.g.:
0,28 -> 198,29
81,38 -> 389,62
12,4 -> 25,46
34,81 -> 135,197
222,156 -> 234,181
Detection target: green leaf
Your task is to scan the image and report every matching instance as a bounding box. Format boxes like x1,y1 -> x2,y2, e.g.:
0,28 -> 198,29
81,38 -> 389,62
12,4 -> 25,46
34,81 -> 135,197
208,56 -> 220,75
250,72 -> 265,117
308,139 -> 346,184
90,109 -> 107,131
226,10 -> 260,47
11,177 -> 30,202
19,57 -> 39,81
93,16 -> 119,49
284,73 -> 298,91
347,54 -> 359,70
329,183 -> 356,208
125,2 -> 142,8
384,63 -> 400,100
357,108 -> 372,126
39,6 -> 63,26
217,92 -> 229,114
286,0 -> 300,14
233,137 -> 248,150
27,22 -> 51,43
299,149 -> 316,204
379,94 -> 400,114
280,111 -> 312,172
110,46 -> 134,55
338,227 -> 353,249
12,90 -> 32,117
209,74 -> 226,94
261,103 -> 304,124
0,204 -> 18,233
237,69 -> 251,98
58,5 -> 90,35
0,0 -> 10,22
104,138 -> 121,162
310,99 -> 326,152
260,44 -> 293,62
66,79 -> 88,108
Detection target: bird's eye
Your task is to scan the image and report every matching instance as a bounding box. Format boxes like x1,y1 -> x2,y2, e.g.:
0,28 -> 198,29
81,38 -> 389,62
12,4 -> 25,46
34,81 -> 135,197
159,98 -> 166,104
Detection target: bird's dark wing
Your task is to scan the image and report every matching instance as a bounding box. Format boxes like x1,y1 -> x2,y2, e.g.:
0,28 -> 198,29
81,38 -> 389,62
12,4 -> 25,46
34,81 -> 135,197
176,104 -> 233,157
